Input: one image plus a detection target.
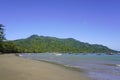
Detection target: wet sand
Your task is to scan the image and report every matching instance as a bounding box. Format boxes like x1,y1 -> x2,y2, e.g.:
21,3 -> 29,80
0,54 -> 91,80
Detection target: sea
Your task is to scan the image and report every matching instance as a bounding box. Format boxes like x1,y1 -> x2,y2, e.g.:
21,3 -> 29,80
21,53 -> 120,80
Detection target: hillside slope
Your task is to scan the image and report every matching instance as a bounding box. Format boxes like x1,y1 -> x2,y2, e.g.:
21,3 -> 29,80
14,35 -> 117,53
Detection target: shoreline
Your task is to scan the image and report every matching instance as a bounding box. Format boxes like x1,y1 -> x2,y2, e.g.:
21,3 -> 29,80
0,54 -> 91,80
37,59 -> 86,73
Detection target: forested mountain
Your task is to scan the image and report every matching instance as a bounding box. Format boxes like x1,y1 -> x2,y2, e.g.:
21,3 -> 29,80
13,35 -> 117,53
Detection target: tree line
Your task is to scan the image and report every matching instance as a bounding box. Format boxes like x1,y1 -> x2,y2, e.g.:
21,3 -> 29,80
14,35 -> 117,53
0,24 -> 20,53
0,24 -> 118,54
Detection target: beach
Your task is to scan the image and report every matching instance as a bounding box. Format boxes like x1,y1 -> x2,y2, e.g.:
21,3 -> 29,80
0,54 -> 90,80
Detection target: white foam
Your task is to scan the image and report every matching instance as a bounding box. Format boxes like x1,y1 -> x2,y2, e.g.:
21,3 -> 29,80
116,64 -> 120,67
19,54 -> 22,57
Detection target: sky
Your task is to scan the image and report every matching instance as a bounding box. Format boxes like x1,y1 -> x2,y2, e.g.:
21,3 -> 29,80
0,0 -> 120,51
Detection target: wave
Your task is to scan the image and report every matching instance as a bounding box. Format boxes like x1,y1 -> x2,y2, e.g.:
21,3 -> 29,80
116,64 -> 120,67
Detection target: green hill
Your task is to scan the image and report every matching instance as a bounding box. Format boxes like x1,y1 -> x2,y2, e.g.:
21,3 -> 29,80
14,35 -> 117,53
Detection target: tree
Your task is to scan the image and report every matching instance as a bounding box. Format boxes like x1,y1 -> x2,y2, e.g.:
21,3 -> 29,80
0,24 -> 5,41
0,24 -> 5,53
1,41 -> 20,53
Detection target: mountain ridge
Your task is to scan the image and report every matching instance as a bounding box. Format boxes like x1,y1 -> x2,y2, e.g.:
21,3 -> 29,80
14,35 -> 118,53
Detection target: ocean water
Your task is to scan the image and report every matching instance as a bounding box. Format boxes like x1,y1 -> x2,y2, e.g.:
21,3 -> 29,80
21,53 -> 120,80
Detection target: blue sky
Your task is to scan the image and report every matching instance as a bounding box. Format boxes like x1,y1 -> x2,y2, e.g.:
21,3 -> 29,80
0,0 -> 120,51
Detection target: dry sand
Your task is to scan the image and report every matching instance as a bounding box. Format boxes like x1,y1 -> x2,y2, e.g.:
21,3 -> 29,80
0,54 -> 91,80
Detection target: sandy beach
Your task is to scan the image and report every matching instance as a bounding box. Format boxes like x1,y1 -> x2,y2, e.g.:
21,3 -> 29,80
0,54 -> 91,80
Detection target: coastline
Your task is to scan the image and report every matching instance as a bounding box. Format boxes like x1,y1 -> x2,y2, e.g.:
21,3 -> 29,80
36,59 -> 85,73
0,54 -> 91,80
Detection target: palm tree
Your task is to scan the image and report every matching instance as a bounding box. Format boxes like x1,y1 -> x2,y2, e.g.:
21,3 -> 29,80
0,24 -> 5,41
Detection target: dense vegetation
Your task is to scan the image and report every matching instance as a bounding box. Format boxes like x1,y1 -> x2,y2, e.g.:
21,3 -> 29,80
14,35 -> 117,53
0,24 -> 19,53
0,24 -> 118,53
